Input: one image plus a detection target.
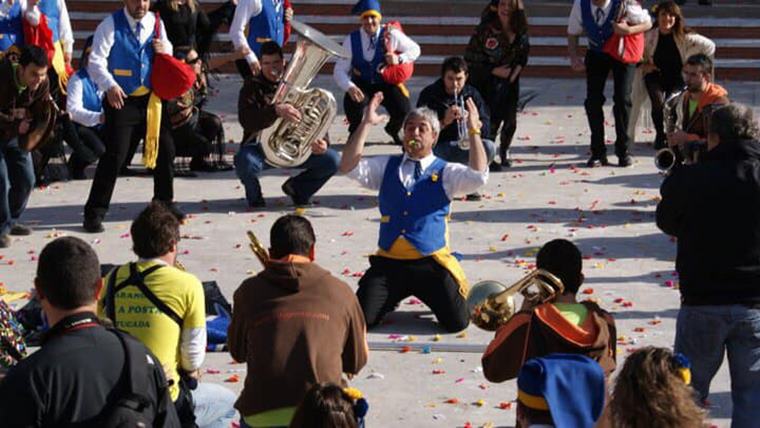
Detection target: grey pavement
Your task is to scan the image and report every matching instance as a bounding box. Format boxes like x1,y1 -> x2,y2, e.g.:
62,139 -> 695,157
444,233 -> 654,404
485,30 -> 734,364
2,75 -> 759,427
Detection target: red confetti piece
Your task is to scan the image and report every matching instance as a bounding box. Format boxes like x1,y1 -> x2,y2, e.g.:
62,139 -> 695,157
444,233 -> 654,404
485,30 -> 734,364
648,319 -> 662,326
224,375 -> 240,383
622,302 -> 634,308
206,368 -> 221,374
500,234 -> 509,241
614,298 -> 625,304
634,327 -> 646,333
444,398 -> 459,404
400,346 -> 412,353
432,369 -> 446,375
341,231 -> 354,237
499,402 -> 513,410
582,288 -> 594,295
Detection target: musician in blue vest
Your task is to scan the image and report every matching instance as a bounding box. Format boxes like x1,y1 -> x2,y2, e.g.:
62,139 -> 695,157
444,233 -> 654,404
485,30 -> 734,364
65,36 -> 106,180
0,0 -> 24,53
340,92 -> 489,332
83,0 -> 180,233
567,0 -> 650,168
229,0 -> 290,76
333,0 -> 420,146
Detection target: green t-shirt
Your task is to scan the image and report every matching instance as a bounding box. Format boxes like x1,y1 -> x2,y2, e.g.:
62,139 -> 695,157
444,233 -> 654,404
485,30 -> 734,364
553,302 -> 588,326
689,98 -> 699,117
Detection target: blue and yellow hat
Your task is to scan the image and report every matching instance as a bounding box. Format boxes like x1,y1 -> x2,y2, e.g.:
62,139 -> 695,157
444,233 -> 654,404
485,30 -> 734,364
517,354 -> 606,428
352,0 -> 382,19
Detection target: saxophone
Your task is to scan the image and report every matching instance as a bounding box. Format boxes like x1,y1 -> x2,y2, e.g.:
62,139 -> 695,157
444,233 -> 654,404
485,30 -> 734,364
259,20 -> 348,168
654,86 -> 687,172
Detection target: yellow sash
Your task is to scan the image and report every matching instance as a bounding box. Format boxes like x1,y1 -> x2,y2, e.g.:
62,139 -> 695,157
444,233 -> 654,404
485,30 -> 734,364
51,41 -> 69,94
129,86 -> 161,169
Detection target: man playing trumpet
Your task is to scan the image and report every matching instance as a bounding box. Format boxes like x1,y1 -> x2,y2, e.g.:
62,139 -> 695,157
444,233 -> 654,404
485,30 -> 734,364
339,92 -> 488,333
481,239 -> 617,381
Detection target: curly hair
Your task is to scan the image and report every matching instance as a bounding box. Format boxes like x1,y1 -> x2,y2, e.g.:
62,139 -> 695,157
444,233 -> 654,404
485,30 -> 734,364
610,347 -> 706,428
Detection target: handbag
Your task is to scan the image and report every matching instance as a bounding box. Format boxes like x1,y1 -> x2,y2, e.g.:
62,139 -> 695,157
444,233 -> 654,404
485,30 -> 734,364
379,21 -> 414,85
602,1 -> 645,64
150,12 -> 196,100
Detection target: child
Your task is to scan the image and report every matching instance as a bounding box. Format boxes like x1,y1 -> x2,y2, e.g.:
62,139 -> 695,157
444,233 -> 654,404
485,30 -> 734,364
289,383 -> 368,428
610,347 -> 707,428
481,239 -> 617,382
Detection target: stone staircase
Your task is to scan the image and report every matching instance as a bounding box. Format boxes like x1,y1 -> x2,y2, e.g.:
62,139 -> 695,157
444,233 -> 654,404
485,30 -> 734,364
69,0 -> 760,80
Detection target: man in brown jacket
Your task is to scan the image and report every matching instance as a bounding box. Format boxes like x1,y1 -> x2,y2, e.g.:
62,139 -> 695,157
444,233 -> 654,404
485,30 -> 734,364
228,214 -> 368,427
0,45 -> 55,248
481,239 -> 617,382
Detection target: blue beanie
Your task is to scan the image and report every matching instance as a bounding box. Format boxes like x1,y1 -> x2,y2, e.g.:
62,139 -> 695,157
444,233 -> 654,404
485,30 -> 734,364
352,0 -> 382,18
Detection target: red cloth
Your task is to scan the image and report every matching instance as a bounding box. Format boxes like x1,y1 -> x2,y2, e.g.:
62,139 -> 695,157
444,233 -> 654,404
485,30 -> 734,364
23,13 -> 55,62
379,21 -> 413,85
602,32 -> 644,64
150,12 -> 195,100
283,0 -> 292,44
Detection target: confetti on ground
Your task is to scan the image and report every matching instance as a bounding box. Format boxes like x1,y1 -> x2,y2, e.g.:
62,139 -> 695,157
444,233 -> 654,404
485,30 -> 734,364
224,375 -> 239,383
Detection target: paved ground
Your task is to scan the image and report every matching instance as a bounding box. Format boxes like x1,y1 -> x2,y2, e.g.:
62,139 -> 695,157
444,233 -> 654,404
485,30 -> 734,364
2,75 -> 759,427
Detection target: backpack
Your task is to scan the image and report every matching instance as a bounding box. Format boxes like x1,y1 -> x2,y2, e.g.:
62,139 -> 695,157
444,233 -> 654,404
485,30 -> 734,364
102,329 -> 166,427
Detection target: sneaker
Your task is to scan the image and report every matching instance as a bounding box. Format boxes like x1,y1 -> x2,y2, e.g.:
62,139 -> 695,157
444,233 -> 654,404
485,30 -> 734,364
9,224 -> 32,236
282,179 -> 312,207
586,156 -> 610,168
0,234 -> 10,248
619,155 -> 633,167
83,217 -> 104,233
466,193 -> 482,201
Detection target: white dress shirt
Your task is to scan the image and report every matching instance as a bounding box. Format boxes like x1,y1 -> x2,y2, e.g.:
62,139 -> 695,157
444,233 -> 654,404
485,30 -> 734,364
229,0 -> 283,65
332,27 -> 421,92
66,72 -> 104,128
347,153 -> 488,199
23,0 -> 73,55
88,8 -> 173,93
567,0 -> 650,36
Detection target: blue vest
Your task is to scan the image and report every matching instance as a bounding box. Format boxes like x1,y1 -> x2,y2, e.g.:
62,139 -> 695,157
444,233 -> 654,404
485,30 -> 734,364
107,10 -> 154,94
76,69 -> 103,113
378,155 -> 450,256
581,0 -> 619,52
350,28 -> 386,85
246,0 -> 284,58
39,0 -> 61,43
0,1 -> 23,51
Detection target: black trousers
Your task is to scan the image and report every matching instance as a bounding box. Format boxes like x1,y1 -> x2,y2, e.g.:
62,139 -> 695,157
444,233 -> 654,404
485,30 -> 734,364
85,95 -> 175,220
644,71 -> 684,149
356,255 -> 469,333
344,80 -> 410,141
584,50 -> 635,158
69,123 -> 106,171
488,78 -> 520,160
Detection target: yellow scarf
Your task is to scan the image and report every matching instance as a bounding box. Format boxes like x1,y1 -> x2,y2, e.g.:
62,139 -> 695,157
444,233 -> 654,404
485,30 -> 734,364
129,86 -> 162,169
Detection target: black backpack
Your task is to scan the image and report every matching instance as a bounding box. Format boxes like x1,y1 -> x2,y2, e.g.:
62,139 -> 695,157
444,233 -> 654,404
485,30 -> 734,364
102,329 -> 167,427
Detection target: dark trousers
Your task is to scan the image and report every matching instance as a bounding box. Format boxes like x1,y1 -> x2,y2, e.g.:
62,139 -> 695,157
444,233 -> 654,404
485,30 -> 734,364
644,71 -> 684,149
85,95 -> 175,220
344,80 -> 410,141
68,123 -> 106,173
357,255 -> 469,333
584,50 -> 635,159
487,78 -> 520,160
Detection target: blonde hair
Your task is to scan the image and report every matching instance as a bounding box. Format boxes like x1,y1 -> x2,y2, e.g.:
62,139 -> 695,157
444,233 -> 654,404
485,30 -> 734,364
610,347 -> 707,428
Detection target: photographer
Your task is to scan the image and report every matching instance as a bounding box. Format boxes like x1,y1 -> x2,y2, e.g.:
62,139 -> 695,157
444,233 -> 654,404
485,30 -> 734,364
656,103 -> 760,427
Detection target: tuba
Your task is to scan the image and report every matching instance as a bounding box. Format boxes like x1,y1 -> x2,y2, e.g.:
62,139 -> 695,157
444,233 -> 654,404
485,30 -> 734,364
654,86 -> 687,172
466,269 -> 564,331
259,20 -> 348,168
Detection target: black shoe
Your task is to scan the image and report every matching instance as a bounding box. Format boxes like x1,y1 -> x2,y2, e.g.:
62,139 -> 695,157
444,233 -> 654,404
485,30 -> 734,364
248,198 -> 266,209
9,224 -> 32,236
501,157 -> 513,168
164,202 -> 187,222
83,217 -> 105,233
0,234 -> 10,248
466,193 -> 482,201
586,156 -> 610,168
653,136 -> 667,151
489,162 -> 503,172
619,155 -> 633,167
282,179 -> 312,207
189,159 -> 217,172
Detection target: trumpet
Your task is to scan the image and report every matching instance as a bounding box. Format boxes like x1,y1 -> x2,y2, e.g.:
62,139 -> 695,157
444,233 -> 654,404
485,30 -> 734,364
466,269 -> 564,331
454,88 -> 470,150
247,230 -> 270,268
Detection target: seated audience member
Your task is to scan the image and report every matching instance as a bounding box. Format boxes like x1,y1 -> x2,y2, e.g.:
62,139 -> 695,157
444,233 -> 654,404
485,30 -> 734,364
289,383 -> 368,428
333,0 -> 421,145
517,354 -> 606,428
482,239 -> 617,382
99,202 -> 236,427
340,93 -> 488,332
228,214 -> 368,427
0,236 -> 179,426
235,41 -> 339,208
65,36 -> 106,179
610,347 -> 706,428
417,56 -> 495,201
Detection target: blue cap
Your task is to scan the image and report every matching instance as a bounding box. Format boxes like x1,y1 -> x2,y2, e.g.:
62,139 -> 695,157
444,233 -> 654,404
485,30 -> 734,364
517,354 -> 606,428
352,0 -> 382,18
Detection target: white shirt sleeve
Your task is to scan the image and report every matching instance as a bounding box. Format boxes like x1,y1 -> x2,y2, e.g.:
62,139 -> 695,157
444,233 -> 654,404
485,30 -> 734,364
180,327 -> 206,371
390,28 -> 420,64
229,0 -> 262,65
345,155 -> 390,191
441,162 -> 489,199
88,16 -> 118,93
567,0 -> 584,36
57,0 -> 74,55
333,34 -> 355,92
66,74 -> 103,128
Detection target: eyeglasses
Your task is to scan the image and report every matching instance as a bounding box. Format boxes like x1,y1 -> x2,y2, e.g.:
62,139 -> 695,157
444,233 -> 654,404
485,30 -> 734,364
186,57 -> 201,65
